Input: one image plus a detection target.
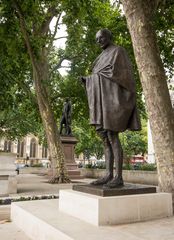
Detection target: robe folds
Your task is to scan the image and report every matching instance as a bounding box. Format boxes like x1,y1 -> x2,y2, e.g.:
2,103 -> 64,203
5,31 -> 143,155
85,44 -> 141,132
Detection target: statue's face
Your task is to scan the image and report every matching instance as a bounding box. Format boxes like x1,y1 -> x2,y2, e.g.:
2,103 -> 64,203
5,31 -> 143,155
96,30 -> 111,49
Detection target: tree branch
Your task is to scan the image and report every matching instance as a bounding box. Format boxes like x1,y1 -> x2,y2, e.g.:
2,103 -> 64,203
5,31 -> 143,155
40,6 -> 59,36
54,36 -> 68,41
12,1 -> 37,70
51,13 -> 62,39
12,1 -> 49,108
58,66 -> 70,68
50,57 -> 67,75
47,13 -> 63,51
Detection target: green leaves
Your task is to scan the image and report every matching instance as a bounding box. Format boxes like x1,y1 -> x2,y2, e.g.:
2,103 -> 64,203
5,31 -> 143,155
73,118 -> 104,160
1,0 -> 172,156
120,119 -> 147,160
154,0 -> 174,80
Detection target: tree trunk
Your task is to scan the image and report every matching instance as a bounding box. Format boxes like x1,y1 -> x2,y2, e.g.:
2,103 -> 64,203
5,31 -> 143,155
122,0 -> 174,195
13,2 -> 70,183
32,54 -> 70,183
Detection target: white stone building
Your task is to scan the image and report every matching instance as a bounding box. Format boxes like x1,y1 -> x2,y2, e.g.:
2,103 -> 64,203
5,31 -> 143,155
0,134 -> 48,164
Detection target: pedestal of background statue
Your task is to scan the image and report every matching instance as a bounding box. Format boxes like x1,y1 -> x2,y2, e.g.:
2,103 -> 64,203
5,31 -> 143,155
59,184 -> 173,226
60,136 -> 82,179
0,152 -> 17,196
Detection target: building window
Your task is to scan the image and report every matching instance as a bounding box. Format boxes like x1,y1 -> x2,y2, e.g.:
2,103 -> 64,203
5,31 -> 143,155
30,138 -> 37,158
4,140 -> 12,152
4,141 -> 8,151
42,146 -> 48,158
17,140 -> 25,157
17,140 -> 20,155
21,141 -> 24,157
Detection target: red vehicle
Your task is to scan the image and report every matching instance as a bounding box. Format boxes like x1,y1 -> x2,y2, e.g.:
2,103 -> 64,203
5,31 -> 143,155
130,155 -> 146,165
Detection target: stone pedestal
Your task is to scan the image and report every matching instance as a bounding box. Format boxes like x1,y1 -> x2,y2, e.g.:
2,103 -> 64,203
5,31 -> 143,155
59,189 -> 173,226
60,136 -> 83,179
0,152 -> 17,196
60,136 -> 77,167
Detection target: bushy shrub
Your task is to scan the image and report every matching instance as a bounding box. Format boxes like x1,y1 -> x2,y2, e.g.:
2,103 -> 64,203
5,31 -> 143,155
123,163 -> 134,170
138,163 -> 157,171
84,162 -> 106,169
84,163 -> 94,169
95,162 -> 106,169
84,162 -> 156,171
126,163 -> 157,171
31,163 -> 43,167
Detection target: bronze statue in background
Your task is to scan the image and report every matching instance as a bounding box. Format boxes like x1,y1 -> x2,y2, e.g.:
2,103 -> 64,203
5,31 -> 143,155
60,98 -> 72,136
80,29 -> 141,188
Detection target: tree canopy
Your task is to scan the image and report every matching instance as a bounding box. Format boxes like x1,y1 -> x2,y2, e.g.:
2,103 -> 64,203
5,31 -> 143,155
0,0 -> 173,159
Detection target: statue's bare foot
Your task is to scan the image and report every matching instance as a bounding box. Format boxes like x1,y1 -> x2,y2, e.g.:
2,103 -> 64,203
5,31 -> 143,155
90,175 -> 113,185
103,176 -> 124,188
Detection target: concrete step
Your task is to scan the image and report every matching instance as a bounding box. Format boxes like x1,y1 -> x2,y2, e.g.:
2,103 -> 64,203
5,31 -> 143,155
67,169 -> 84,180
0,222 -> 31,240
67,170 -> 81,175
69,175 -> 84,180
0,205 -> 10,221
11,199 -> 174,240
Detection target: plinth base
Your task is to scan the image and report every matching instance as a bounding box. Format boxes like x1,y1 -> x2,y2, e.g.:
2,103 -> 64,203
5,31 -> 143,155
72,183 -> 156,196
59,189 -> 173,226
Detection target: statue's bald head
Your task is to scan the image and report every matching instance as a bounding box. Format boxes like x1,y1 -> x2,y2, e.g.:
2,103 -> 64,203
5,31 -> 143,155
98,29 -> 112,39
96,29 -> 113,49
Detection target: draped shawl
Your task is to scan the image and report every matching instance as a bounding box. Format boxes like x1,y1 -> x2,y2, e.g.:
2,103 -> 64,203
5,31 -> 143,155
85,44 -> 141,132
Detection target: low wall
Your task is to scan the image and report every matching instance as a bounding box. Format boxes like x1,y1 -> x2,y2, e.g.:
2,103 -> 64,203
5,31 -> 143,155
19,167 -> 49,175
123,170 -> 158,185
80,168 -> 158,186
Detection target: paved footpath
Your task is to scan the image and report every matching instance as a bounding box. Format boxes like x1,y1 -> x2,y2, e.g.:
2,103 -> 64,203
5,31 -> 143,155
0,173 -> 174,240
10,173 -> 82,196
0,221 -> 31,240
0,173 -> 88,239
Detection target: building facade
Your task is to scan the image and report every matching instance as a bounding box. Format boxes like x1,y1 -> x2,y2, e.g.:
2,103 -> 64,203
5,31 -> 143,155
0,134 -> 48,165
